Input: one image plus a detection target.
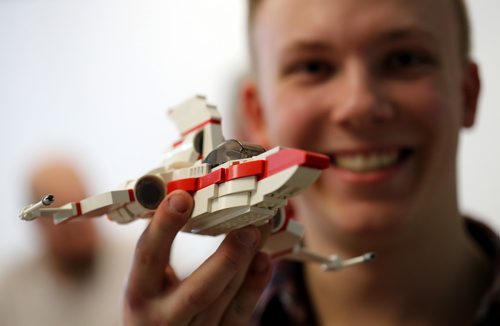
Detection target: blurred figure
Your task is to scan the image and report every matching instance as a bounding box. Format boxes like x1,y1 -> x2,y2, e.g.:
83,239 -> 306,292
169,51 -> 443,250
31,163 -> 99,282
0,160 -> 133,326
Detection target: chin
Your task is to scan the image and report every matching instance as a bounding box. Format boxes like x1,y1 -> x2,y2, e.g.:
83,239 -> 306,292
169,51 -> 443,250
300,193 -> 415,250
333,205 -> 408,237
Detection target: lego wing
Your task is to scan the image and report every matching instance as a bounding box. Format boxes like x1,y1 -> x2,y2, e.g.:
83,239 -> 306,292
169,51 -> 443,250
163,96 -> 225,166
19,189 -> 137,224
19,170 -> 172,225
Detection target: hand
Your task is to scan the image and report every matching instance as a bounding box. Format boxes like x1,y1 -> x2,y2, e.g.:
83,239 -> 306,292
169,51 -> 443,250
124,190 -> 272,325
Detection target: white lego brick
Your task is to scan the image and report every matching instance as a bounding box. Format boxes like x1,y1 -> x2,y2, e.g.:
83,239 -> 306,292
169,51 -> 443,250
270,208 -> 285,232
51,203 -> 80,224
257,195 -> 287,211
107,210 -> 123,223
164,143 -> 200,168
250,166 -> 321,206
106,197 -> 156,223
123,201 -> 151,218
203,124 -> 225,158
27,205 -> 68,220
172,163 -> 210,179
151,172 -> 173,184
185,206 -> 274,236
214,159 -> 241,170
117,206 -> 139,223
250,166 -> 298,206
119,178 -> 138,190
109,207 -> 135,224
192,184 -> 218,217
253,146 -> 282,160
166,96 -> 225,159
168,95 -> 221,134
280,166 -> 321,196
262,220 -> 304,257
107,201 -> 149,224
218,176 -> 256,197
79,190 -> 132,215
211,192 -> 250,212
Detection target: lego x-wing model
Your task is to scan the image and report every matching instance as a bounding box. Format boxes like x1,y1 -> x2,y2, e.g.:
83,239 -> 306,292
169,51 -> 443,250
20,96 -> 374,271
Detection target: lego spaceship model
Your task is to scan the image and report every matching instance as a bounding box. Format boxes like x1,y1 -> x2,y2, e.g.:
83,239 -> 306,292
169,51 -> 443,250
19,96 -> 374,271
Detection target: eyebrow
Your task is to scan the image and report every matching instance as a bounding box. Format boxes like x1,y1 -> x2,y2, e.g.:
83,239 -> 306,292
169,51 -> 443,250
377,27 -> 438,45
280,41 -> 334,59
279,26 -> 438,58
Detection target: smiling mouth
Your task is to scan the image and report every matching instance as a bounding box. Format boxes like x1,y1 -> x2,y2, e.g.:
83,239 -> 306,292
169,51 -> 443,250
329,148 -> 414,172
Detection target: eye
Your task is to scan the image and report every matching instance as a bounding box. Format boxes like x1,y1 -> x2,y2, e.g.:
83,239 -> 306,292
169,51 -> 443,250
283,59 -> 335,83
386,51 -> 426,68
297,60 -> 332,75
383,50 -> 436,77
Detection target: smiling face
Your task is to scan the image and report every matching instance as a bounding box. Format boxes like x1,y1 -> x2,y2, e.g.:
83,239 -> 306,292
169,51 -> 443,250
244,0 -> 480,247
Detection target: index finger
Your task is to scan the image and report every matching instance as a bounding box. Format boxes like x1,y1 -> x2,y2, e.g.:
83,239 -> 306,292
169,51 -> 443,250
126,190 -> 193,303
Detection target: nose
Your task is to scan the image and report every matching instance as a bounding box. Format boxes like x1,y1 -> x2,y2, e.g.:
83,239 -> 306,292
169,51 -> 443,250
330,62 -> 395,128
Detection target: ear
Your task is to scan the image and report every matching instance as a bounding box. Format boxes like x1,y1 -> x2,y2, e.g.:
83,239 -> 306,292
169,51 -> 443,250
241,79 -> 272,148
461,61 -> 481,128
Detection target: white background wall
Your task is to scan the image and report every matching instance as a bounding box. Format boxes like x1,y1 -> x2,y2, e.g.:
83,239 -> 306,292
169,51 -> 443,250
0,0 -> 498,276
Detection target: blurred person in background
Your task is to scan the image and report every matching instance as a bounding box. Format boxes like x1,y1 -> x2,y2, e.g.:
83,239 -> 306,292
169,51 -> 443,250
0,159 -> 133,326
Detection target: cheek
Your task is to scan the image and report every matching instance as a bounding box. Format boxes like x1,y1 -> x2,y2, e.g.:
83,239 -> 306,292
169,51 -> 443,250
392,79 -> 462,183
393,79 -> 460,136
264,85 -> 327,148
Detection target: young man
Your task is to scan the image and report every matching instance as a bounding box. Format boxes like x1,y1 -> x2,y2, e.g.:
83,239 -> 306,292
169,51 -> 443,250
243,0 -> 500,324
123,0 -> 499,324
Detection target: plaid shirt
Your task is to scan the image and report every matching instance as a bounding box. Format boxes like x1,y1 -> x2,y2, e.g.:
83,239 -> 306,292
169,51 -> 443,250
252,218 -> 500,325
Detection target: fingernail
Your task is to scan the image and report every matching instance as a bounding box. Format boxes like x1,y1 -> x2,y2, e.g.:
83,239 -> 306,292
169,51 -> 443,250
167,193 -> 190,214
236,228 -> 258,248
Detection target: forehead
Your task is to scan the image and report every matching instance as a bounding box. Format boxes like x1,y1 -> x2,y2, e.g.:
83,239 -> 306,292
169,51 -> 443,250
253,0 -> 457,54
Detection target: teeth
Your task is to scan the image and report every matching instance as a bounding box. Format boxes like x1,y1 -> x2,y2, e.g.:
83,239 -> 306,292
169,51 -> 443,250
336,151 -> 399,172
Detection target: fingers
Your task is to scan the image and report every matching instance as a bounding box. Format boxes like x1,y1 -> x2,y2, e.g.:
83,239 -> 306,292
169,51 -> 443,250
195,223 -> 272,323
162,226 -> 262,323
192,233 -> 263,323
221,252 -> 272,325
125,194 -> 274,326
126,190 -> 193,306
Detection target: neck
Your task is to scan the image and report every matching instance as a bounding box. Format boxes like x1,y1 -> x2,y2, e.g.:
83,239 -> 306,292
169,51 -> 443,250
303,214 -> 493,325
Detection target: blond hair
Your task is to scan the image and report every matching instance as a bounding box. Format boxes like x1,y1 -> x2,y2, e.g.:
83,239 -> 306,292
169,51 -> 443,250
247,0 -> 471,62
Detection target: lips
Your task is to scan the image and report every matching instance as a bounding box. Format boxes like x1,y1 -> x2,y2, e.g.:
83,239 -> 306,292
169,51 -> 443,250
329,148 -> 414,172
